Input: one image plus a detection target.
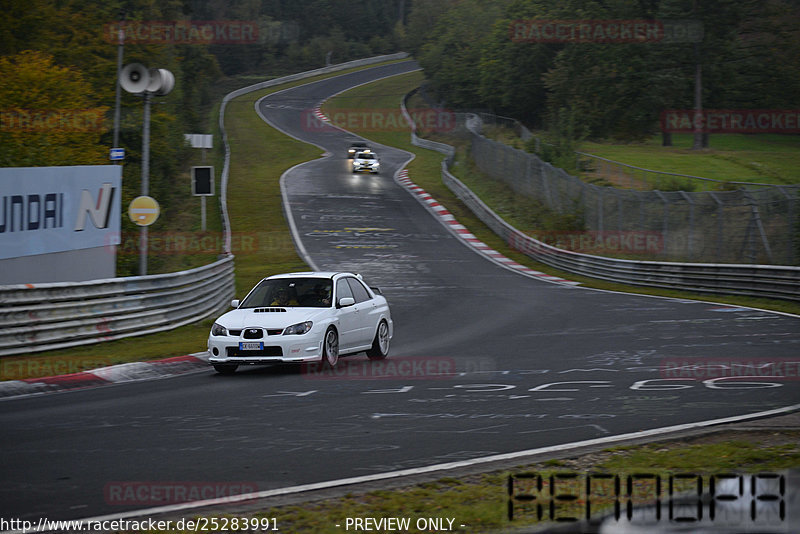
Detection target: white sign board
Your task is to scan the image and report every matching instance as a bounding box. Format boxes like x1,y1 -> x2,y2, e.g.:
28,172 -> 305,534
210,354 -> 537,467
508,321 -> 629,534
0,165 -> 122,260
184,134 -> 213,149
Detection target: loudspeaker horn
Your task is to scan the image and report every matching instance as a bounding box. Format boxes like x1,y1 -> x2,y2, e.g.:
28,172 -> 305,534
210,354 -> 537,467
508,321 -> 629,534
146,68 -> 175,96
120,63 -> 150,94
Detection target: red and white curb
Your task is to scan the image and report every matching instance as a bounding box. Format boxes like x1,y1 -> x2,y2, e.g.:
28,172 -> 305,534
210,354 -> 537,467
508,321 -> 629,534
395,169 -> 580,286
0,352 -> 211,399
313,105 -> 329,122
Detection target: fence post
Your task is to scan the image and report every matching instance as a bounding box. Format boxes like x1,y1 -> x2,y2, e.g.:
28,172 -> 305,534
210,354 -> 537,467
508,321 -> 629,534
778,186 -> 795,265
655,191 -> 669,255
680,191 -> 695,261
745,191 -> 773,264
709,192 -> 724,262
597,188 -> 605,232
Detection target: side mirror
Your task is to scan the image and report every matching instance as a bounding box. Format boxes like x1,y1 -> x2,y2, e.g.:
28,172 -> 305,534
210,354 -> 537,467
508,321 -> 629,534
338,297 -> 355,308
231,299 -> 240,308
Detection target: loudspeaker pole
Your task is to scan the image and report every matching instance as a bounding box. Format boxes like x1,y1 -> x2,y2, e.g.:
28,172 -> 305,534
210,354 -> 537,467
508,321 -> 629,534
120,63 -> 174,276
139,92 -> 151,276
112,20 -> 124,161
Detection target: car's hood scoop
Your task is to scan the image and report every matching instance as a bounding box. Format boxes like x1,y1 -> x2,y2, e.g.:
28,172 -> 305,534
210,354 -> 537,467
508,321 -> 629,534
253,307 -> 287,313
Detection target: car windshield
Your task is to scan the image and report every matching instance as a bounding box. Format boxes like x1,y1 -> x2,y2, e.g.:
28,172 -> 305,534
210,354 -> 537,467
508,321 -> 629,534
357,153 -> 375,159
239,278 -> 332,308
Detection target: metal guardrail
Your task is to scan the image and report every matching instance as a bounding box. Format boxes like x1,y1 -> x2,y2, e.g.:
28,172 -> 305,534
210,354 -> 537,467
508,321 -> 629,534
0,54 -> 412,358
0,256 -> 235,356
402,89 -> 800,302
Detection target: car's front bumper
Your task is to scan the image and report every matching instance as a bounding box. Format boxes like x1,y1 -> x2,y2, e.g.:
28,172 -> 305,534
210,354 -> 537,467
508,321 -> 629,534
207,335 -> 323,365
353,164 -> 380,173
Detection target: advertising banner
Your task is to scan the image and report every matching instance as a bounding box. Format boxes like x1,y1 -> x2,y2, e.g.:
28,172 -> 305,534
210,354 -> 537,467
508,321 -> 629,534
0,165 -> 122,260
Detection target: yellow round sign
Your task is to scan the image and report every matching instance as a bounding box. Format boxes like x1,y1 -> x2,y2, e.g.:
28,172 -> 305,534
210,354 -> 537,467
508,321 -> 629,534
128,196 -> 160,226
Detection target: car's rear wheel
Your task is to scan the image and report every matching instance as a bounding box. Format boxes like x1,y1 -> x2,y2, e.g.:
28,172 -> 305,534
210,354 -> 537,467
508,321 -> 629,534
213,364 -> 238,375
322,327 -> 339,367
366,320 -> 389,360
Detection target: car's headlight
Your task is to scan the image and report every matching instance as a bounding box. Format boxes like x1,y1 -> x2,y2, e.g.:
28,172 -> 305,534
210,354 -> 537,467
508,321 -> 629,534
283,321 -> 313,335
211,323 -> 228,336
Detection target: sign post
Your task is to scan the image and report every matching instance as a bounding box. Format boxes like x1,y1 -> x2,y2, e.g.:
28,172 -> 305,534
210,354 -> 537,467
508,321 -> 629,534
191,166 -> 214,231
186,134 -> 215,231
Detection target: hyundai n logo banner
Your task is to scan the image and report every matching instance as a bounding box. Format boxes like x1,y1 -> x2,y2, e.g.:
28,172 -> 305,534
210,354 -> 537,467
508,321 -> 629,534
0,165 -> 122,260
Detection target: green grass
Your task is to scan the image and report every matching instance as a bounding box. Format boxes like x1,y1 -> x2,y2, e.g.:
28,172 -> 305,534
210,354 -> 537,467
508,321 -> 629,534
599,438 -> 800,472
580,133 -> 800,190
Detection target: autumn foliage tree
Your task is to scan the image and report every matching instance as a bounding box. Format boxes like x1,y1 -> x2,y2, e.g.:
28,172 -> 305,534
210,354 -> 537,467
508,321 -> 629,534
0,50 -> 109,167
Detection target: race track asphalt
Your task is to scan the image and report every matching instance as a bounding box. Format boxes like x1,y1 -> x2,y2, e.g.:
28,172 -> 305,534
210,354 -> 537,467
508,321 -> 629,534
1,60 -> 798,524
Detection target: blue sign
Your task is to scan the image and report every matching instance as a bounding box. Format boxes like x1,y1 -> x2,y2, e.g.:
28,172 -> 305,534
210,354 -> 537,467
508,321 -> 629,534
110,148 -> 125,161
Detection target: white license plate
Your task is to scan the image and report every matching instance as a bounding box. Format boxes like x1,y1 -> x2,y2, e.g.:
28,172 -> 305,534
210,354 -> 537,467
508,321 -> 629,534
239,342 -> 263,351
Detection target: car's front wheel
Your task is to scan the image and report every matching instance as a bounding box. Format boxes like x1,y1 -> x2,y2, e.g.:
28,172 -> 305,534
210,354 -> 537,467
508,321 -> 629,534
322,327 -> 339,367
366,320 -> 390,360
213,364 -> 238,375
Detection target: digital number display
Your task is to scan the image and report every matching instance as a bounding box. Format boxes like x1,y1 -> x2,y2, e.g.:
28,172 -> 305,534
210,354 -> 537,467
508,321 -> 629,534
507,472 -> 786,527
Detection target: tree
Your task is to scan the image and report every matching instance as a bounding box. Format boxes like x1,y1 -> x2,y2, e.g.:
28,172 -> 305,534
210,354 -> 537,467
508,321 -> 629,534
417,0 -> 507,109
0,51 -> 108,166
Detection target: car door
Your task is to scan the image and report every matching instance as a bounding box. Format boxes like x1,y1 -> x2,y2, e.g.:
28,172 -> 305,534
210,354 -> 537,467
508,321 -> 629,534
334,278 -> 359,351
346,277 -> 376,347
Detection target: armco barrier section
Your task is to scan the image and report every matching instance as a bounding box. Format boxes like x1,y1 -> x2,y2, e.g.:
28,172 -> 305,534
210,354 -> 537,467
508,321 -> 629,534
0,256 -> 234,356
401,89 -> 800,302
0,55 -> 410,358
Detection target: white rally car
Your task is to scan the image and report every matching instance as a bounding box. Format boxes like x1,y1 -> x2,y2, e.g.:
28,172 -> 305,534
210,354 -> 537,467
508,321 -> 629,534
351,150 -> 380,174
207,272 -> 392,374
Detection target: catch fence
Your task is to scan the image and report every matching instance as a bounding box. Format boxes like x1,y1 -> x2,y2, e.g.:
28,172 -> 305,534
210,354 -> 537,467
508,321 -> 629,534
466,115 -> 798,265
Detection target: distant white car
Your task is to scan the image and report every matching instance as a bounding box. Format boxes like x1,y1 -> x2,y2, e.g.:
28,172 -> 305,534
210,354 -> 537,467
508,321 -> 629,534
207,272 -> 392,374
352,150 -> 380,174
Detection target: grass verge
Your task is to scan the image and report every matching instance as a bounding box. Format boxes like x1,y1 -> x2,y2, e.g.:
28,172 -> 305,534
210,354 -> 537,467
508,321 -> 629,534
581,133 -> 800,187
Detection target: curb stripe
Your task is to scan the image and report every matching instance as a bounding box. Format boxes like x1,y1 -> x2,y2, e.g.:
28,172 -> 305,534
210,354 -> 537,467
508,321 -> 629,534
394,170 -> 579,286
0,353 -> 210,400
